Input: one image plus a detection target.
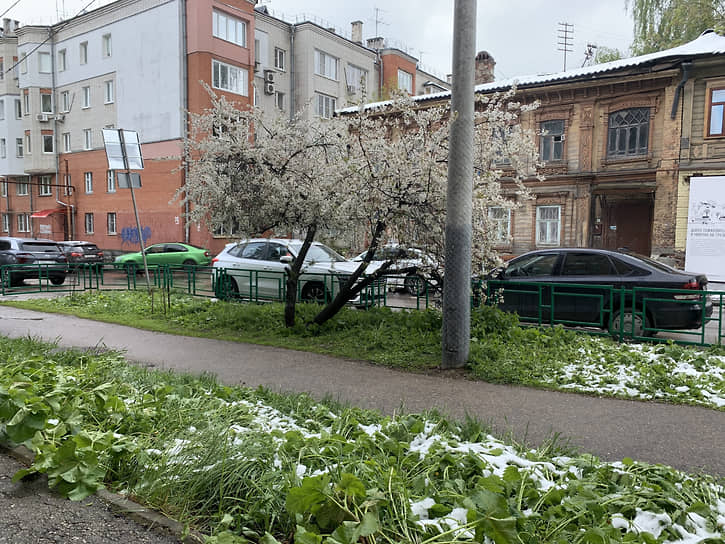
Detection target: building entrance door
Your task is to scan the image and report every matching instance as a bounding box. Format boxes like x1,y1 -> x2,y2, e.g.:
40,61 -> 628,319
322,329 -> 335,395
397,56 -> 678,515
602,197 -> 653,255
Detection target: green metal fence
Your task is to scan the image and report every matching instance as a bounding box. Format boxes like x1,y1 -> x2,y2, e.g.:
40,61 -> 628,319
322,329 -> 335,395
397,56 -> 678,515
1,263 -> 722,347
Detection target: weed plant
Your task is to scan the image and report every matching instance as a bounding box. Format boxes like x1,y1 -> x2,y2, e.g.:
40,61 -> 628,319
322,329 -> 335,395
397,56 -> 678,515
0,336 -> 723,543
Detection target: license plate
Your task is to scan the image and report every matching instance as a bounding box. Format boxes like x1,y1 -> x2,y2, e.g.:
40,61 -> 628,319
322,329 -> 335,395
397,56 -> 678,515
38,260 -> 57,264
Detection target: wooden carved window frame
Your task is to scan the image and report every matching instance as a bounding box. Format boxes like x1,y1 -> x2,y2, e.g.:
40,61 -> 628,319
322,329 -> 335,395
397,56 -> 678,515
704,78 -> 725,139
601,94 -> 658,162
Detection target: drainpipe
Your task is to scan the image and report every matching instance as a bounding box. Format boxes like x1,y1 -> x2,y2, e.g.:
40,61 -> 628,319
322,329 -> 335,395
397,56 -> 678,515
670,61 -> 693,120
289,24 -> 295,120
49,26 -> 74,239
181,0 -> 190,243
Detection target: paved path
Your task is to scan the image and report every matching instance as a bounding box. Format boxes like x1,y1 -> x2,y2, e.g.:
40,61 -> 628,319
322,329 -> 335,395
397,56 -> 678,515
0,305 -> 723,478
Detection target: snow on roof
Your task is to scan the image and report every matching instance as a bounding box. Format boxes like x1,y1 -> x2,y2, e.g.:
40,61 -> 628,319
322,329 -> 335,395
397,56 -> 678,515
339,30 -> 725,114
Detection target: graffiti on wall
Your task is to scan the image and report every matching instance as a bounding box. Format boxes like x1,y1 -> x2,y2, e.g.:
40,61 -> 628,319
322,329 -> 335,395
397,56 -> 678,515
121,226 -> 152,246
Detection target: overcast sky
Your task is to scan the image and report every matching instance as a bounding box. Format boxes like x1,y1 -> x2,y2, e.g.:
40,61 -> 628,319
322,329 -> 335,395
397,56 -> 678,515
4,0 -> 635,80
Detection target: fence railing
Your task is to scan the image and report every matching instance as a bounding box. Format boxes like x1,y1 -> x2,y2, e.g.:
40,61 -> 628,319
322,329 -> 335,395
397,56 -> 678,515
1,263 -> 722,347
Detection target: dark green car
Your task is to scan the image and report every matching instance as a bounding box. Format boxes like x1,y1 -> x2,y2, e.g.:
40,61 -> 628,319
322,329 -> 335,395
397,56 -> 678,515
114,243 -> 212,271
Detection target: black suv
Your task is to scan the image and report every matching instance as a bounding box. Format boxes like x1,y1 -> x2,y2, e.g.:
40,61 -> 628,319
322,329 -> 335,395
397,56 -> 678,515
486,248 -> 713,335
0,237 -> 68,286
57,241 -> 104,266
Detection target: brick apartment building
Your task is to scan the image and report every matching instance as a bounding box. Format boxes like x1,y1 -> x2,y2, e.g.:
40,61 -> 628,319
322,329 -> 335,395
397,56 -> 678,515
0,0 -> 446,256
396,30 -> 725,264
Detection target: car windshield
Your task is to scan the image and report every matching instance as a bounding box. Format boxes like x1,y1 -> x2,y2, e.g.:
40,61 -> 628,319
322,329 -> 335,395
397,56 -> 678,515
619,250 -> 679,273
289,242 -> 346,263
21,242 -> 61,252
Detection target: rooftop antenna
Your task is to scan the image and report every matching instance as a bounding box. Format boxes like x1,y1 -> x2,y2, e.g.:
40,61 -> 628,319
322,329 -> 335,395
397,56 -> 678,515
373,7 -> 389,37
582,43 -> 597,67
557,22 -> 573,71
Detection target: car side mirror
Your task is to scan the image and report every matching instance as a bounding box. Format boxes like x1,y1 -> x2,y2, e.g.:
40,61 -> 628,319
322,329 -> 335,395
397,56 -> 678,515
280,255 -> 293,264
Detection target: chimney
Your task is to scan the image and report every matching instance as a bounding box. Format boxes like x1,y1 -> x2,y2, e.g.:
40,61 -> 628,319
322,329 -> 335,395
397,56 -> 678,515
351,20 -> 363,44
3,18 -> 13,36
446,74 -> 453,85
367,36 -> 384,50
475,51 -> 495,84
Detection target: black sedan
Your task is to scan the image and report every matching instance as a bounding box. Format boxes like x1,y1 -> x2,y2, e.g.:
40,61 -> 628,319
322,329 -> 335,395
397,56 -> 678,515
485,248 -> 713,336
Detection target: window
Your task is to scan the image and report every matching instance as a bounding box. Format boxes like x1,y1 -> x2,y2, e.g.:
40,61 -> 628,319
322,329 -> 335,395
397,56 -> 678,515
345,65 -> 367,95
504,253 -> 559,278
38,52 -> 51,73
17,214 -> 29,233
2,214 -> 8,233
39,175 -> 52,196
540,119 -> 564,161
84,172 -> 93,193
0,138 -> 5,159
62,132 -> 71,152
17,179 -> 29,196
488,207 -> 511,243
0,99 -> 4,120
561,253 -> 615,276
314,50 -> 338,80
102,33 -> 112,57
275,91 -> 284,110
107,170 -> 115,192
20,53 -> 27,73
0,182 -> 6,197
15,138 -> 23,157
398,69 -> 413,94
104,80 -> 114,103
536,205 -> 561,245
315,93 -> 336,118
41,93 -> 53,113
58,49 -> 66,71
60,91 -> 70,112
607,107 -> 650,158
23,93 -> 29,115
83,129 -> 92,150
85,213 -> 94,234
80,41 -> 88,64
63,174 -> 72,196
25,133 -> 31,154
213,10 -> 247,47
82,86 -> 91,108
107,212 -> 117,235
0,58 -> 3,80
14,99 -> 21,119
43,134 -> 54,153
212,59 -> 248,96
707,87 -> 725,136
274,47 -> 285,70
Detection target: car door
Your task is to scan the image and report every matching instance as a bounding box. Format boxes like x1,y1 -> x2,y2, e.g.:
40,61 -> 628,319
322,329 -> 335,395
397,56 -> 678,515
227,241 -> 268,298
257,242 -> 291,300
161,243 -> 188,266
556,252 -> 618,326
496,252 -> 560,321
143,244 -> 166,266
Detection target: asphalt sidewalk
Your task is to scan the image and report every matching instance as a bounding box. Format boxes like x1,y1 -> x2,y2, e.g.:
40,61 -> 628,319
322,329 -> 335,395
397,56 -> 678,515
0,304 -> 723,479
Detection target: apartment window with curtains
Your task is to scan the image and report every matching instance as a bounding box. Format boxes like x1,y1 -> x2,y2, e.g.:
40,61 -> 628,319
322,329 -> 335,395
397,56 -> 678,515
84,172 -> 93,193
212,59 -> 248,96
536,205 -> 561,246
41,94 -> 53,114
85,213 -> 94,234
397,69 -> 413,94
212,10 -> 246,47
107,212 -> 117,235
707,87 -> 725,136
0,138 -> 5,159
314,50 -> 338,80
2,214 -> 8,233
17,214 -> 30,233
107,170 -> 116,192
102,34 -> 112,57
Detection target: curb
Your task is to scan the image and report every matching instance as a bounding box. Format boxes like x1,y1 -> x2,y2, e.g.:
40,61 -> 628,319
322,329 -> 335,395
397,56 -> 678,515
0,443 -> 204,543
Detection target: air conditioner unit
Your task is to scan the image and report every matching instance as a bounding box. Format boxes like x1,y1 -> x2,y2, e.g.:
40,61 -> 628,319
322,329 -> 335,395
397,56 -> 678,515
264,82 -> 275,95
55,114 -> 65,122
36,114 -> 50,122
264,70 -> 275,83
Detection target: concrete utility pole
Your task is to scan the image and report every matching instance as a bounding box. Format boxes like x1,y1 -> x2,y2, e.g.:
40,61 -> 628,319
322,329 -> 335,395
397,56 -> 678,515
442,0 -> 476,369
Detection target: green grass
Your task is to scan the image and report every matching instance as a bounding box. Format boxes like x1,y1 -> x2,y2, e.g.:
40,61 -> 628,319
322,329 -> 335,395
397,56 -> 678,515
0,335 -> 723,544
3,291 -> 725,410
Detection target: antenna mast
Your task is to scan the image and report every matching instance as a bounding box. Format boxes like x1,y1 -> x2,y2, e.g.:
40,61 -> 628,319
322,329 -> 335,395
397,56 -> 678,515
557,22 -> 573,71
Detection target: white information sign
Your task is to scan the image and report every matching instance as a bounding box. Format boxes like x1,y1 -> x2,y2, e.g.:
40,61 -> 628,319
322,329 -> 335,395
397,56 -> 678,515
685,176 -> 725,281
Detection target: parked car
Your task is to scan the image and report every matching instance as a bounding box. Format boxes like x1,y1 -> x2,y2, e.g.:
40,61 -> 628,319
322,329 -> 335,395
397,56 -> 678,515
212,238 -> 380,304
57,241 -> 104,266
485,248 -> 713,335
0,236 -> 68,286
114,243 -> 212,272
352,244 -> 439,295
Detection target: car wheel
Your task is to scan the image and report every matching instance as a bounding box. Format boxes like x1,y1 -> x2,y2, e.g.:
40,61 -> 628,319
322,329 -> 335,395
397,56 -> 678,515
50,275 -> 66,286
610,310 -> 650,337
404,274 -> 427,296
182,259 -> 195,268
301,282 -> 328,303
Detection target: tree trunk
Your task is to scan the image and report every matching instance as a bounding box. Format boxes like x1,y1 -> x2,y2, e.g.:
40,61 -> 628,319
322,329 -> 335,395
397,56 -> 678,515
284,226 -> 317,327
311,221 -> 388,326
